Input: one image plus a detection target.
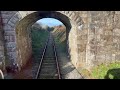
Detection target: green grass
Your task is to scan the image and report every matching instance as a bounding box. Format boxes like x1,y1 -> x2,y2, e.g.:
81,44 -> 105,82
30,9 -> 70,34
91,62 -> 120,79
31,28 -> 49,59
54,37 -> 66,52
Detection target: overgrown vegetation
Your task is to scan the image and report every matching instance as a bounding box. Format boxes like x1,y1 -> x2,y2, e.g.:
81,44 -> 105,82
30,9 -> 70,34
54,36 -> 66,52
91,62 -> 120,79
31,24 -> 49,60
52,25 -> 66,52
80,62 -> 120,79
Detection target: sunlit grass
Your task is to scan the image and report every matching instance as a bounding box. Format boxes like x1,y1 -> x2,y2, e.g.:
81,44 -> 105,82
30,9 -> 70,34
79,62 -> 120,79
91,62 -> 120,79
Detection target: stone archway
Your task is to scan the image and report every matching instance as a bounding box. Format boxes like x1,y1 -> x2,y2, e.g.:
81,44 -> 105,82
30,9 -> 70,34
1,11 -> 120,73
1,11 -> 84,70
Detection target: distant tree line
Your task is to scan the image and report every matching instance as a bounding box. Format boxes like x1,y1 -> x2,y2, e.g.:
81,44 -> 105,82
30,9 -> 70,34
31,22 -> 54,31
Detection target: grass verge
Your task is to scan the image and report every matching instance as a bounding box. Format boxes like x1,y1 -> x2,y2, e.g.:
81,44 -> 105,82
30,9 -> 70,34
80,62 -> 120,79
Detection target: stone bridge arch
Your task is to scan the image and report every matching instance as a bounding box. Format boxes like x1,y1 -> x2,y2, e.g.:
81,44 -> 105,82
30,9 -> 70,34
1,11 -> 85,70
2,11 -> 120,72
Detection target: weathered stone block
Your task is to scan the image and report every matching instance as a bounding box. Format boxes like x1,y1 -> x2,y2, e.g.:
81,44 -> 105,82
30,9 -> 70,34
4,31 -> 15,36
113,28 -> 120,36
2,19 -> 9,24
10,17 -> 19,24
105,54 -> 112,63
115,54 -> 120,61
5,42 -> 16,48
8,21 -> 15,28
95,54 -> 106,64
3,24 -> 13,31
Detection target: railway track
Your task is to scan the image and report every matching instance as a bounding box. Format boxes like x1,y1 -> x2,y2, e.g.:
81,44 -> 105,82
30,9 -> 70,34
35,33 -> 61,79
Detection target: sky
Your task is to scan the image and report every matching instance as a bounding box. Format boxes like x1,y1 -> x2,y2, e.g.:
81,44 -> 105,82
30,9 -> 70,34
37,18 -> 63,27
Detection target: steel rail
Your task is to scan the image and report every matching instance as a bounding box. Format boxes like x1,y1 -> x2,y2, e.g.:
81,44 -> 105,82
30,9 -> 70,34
35,36 -> 49,79
35,34 -> 61,79
53,37 -> 61,79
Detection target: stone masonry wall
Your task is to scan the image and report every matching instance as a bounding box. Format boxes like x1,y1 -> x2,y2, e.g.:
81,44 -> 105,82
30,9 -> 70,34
1,11 -> 21,67
0,12 -> 5,70
14,11 -> 81,69
16,22 -> 32,68
76,11 -> 89,69
76,11 -> 120,70
87,11 -> 120,69
1,11 -> 120,71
